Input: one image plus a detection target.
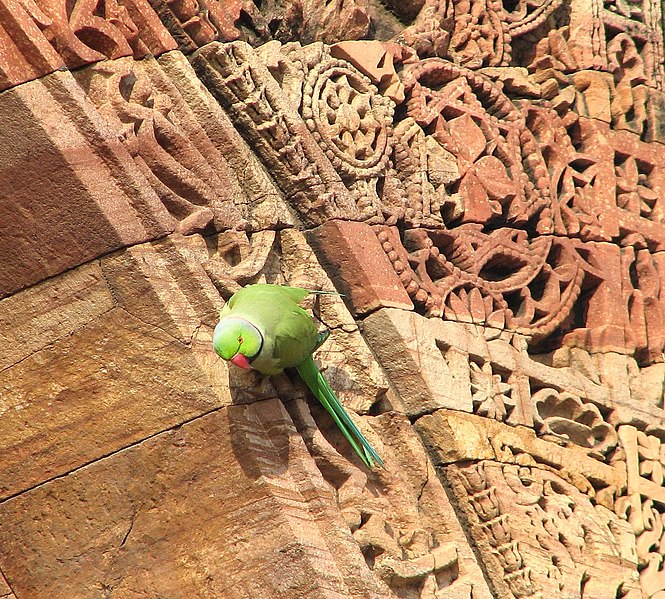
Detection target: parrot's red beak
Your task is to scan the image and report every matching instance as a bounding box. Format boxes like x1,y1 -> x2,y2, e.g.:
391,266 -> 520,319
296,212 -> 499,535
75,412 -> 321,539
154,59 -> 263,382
230,353 -> 252,370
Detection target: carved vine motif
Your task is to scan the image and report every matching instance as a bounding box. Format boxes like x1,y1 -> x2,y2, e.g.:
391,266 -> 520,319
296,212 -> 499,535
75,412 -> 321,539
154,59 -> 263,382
75,58 -> 247,234
402,60 -> 552,229
373,224 -> 593,345
450,460 -> 640,599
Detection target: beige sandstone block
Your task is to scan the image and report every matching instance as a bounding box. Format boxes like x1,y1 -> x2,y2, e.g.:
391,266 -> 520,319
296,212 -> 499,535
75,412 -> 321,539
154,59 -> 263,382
0,262 -> 113,371
0,307 -> 229,500
0,401 -> 387,598
416,409 -> 626,494
363,308 -> 473,416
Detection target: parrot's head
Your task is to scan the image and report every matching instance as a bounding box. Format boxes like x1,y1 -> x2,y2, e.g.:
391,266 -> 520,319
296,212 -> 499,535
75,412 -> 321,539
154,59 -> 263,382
213,317 -> 263,370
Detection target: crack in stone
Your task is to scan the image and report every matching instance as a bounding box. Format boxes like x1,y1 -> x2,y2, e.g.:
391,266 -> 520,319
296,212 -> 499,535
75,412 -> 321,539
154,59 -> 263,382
0,405 -> 225,506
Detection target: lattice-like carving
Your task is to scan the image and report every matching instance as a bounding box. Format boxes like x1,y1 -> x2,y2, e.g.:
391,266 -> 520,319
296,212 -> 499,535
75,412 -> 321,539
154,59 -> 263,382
449,460 -> 640,599
374,224 -> 594,346
617,426 -> 665,599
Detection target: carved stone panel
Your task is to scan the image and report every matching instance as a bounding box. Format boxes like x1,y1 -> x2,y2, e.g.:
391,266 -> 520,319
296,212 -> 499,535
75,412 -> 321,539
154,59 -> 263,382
0,0 -> 176,90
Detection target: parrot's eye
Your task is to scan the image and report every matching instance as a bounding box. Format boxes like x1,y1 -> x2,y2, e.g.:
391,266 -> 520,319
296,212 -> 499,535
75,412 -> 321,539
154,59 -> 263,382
238,336 -> 243,344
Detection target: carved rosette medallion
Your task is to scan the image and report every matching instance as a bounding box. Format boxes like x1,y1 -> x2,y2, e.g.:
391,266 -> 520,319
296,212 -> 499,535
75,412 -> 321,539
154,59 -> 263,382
302,58 -> 395,220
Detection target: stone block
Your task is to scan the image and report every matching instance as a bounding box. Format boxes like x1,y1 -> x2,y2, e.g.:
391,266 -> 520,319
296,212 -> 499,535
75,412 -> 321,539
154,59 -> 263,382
0,262 -> 113,371
307,220 -> 414,315
0,69 -> 174,298
362,308 -> 473,416
100,235 -> 224,342
0,307 -> 229,500
0,401 -> 386,598
416,409 -> 625,491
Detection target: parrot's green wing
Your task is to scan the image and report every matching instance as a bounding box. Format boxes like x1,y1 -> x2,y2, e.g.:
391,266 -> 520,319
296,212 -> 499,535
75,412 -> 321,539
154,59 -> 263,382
296,355 -> 384,469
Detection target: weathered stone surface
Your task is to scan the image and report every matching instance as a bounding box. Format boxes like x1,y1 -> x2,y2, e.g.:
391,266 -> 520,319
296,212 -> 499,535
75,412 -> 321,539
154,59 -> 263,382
0,572 -> 15,599
363,308 -> 473,416
0,401 -> 387,598
307,219 -> 414,315
0,235 -> 232,500
0,262 -> 113,371
100,235 -> 224,341
0,69 -> 173,298
0,307 -> 228,500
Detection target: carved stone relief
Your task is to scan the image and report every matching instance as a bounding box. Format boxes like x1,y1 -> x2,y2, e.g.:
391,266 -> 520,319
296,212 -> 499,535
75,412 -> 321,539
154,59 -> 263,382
0,0 -> 176,90
2,0 -> 665,595
446,460 -> 640,599
74,54 -> 245,235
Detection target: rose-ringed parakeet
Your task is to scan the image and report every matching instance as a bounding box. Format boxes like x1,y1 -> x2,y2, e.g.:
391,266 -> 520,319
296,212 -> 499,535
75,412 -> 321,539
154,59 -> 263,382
212,284 -> 383,469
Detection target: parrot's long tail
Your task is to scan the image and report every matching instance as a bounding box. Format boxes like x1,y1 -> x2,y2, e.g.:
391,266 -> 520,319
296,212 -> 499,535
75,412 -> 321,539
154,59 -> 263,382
296,356 -> 384,469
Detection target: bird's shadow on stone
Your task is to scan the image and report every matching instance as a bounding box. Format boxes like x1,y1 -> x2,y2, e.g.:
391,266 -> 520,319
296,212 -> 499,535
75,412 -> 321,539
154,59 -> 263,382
225,365 -> 370,481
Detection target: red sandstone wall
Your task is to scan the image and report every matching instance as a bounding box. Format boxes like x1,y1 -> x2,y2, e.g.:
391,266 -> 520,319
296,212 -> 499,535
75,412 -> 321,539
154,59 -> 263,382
1,1 -> 665,597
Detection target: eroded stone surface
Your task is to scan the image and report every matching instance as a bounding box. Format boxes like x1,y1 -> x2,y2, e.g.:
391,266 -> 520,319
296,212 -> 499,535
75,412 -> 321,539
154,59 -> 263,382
0,401 -> 385,598
2,0 -> 665,597
0,307 -> 229,500
0,69 -> 173,298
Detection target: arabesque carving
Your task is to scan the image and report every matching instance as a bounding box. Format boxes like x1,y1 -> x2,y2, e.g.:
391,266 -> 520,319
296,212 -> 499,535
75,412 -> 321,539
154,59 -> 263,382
74,55 -> 245,234
447,460 -> 640,599
2,0 -> 665,596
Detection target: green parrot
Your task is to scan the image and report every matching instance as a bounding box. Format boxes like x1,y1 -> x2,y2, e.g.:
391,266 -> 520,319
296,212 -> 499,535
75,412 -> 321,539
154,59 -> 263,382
212,284 -> 383,469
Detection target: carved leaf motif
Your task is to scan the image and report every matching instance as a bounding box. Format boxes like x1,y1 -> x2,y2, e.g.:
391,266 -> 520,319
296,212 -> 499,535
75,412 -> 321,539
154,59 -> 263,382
475,155 -> 518,201
533,389 -> 617,457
